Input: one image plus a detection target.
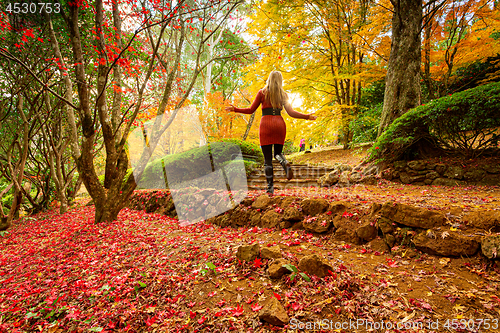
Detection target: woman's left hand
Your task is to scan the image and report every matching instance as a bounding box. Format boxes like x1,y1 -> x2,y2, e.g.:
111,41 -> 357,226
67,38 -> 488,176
308,113 -> 317,120
225,104 -> 236,112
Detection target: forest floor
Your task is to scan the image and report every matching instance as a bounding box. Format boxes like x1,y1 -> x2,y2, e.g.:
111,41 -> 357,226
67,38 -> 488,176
288,143 -> 371,167
1,147 -> 500,332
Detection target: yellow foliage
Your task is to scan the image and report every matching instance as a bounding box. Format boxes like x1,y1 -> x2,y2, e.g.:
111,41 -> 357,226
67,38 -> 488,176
240,0 -> 388,146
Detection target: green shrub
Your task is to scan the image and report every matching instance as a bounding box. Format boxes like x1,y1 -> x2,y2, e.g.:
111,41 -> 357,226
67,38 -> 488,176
0,180 -> 13,208
219,138 -> 264,164
350,103 -> 382,144
283,139 -> 299,155
98,168 -> 134,189
369,82 -> 500,163
137,139 -> 262,189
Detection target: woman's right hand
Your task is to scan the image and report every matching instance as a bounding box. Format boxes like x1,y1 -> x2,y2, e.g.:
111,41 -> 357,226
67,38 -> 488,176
308,113 -> 317,120
225,104 -> 236,112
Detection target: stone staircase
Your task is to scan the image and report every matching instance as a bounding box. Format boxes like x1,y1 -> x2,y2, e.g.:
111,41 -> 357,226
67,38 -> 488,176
247,160 -> 336,191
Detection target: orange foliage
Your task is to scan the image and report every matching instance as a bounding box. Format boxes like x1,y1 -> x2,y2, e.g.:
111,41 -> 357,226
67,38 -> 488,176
200,92 -> 258,143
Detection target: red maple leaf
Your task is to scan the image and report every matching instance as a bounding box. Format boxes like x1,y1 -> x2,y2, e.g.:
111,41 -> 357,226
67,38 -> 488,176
251,303 -> 263,312
145,316 -> 157,326
252,258 -> 262,268
232,305 -> 244,317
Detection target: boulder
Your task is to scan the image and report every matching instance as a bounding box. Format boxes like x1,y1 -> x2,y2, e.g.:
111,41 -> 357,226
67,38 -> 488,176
412,232 -> 479,257
381,168 -> 395,180
197,188 -> 217,197
231,207 -> 250,227
464,211 -> 500,231
252,195 -> 272,210
249,210 -> 261,226
336,164 -> 353,173
301,198 -> 329,216
464,169 -> 486,182
216,197 -> 233,212
333,227 -> 361,245
215,214 -> 232,228
409,174 -> 426,183
393,161 -> 407,171
444,166 -> 464,179
408,160 -> 427,171
236,244 -> 260,261
368,238 -> 390,252
426,162 -> 437,170
481,235 -> 500,259
281,196 -> 296,208
435,163 -> 447,174
298,254 -> 334,278
484,164 -> 500,174
261,210 -> 281,228
426,171 -> 440,180
283,206 -> 303,221
302,214 -> 332,233
318,172 -> 339,186
432,178 -> 466,186
377,217 -> 395,235
380,202 -> 446,229
349,172 -> 363,183
258,297 -> 289,326
359,175 -> 378,185
241,198 -> 253,207
385,234 -> 396,248
261,245 -> 282,260
399,172 -> 411,184
356,222 -> 378,241
267,258 -> 290,279
482,174 -> 500,186
329,202 -> 349,216
337,171 -> 351,187
279,220 -> 293,229
369,202 -> 382,216
407,169 -> 427,176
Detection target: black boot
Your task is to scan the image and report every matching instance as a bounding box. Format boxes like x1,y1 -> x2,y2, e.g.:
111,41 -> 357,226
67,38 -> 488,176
264,165 -> 274,195
275,154 -> 293,180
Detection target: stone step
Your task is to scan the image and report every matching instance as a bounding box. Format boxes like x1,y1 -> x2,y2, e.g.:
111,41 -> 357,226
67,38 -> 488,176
248,175 -> 320,182
247,181 -> 320,191
247,163 -> 335,189
248,173 -> 329,180
247,178 -> 319,189
270,162 -> 335,172
252,165 -> 335,175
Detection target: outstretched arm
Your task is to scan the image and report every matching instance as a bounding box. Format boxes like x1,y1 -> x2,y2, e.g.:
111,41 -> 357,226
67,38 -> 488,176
225,90 -> 263,115
284,101 -> 317,120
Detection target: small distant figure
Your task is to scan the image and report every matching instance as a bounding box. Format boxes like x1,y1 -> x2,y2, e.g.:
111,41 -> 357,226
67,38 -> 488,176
299,138 -> 305,152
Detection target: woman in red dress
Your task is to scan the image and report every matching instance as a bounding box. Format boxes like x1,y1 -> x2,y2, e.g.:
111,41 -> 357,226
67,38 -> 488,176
225,71 -> 317,194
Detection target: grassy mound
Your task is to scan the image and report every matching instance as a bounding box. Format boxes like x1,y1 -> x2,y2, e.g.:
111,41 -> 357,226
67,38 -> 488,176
136,139 -> 263,189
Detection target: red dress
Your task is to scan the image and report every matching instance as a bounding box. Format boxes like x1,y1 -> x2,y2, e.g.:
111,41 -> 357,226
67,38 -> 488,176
234,89 -> 309,146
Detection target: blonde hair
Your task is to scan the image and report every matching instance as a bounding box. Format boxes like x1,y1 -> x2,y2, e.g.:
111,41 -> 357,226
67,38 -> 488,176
263,71 -> 288,109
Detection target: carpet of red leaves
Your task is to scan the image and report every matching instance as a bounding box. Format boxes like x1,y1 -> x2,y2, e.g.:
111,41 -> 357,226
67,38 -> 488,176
2,184 -> 500,332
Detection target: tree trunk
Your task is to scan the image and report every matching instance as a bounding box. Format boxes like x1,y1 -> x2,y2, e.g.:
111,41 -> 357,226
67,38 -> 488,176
378,0 -> 422,137
94,192 -> 124,223
242,112 -> 255,141
423,4 -> 434,100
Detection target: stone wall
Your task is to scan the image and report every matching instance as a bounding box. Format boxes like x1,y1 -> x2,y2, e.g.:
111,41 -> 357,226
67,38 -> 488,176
128,190 -> 500,260
381,160 -> 500,186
